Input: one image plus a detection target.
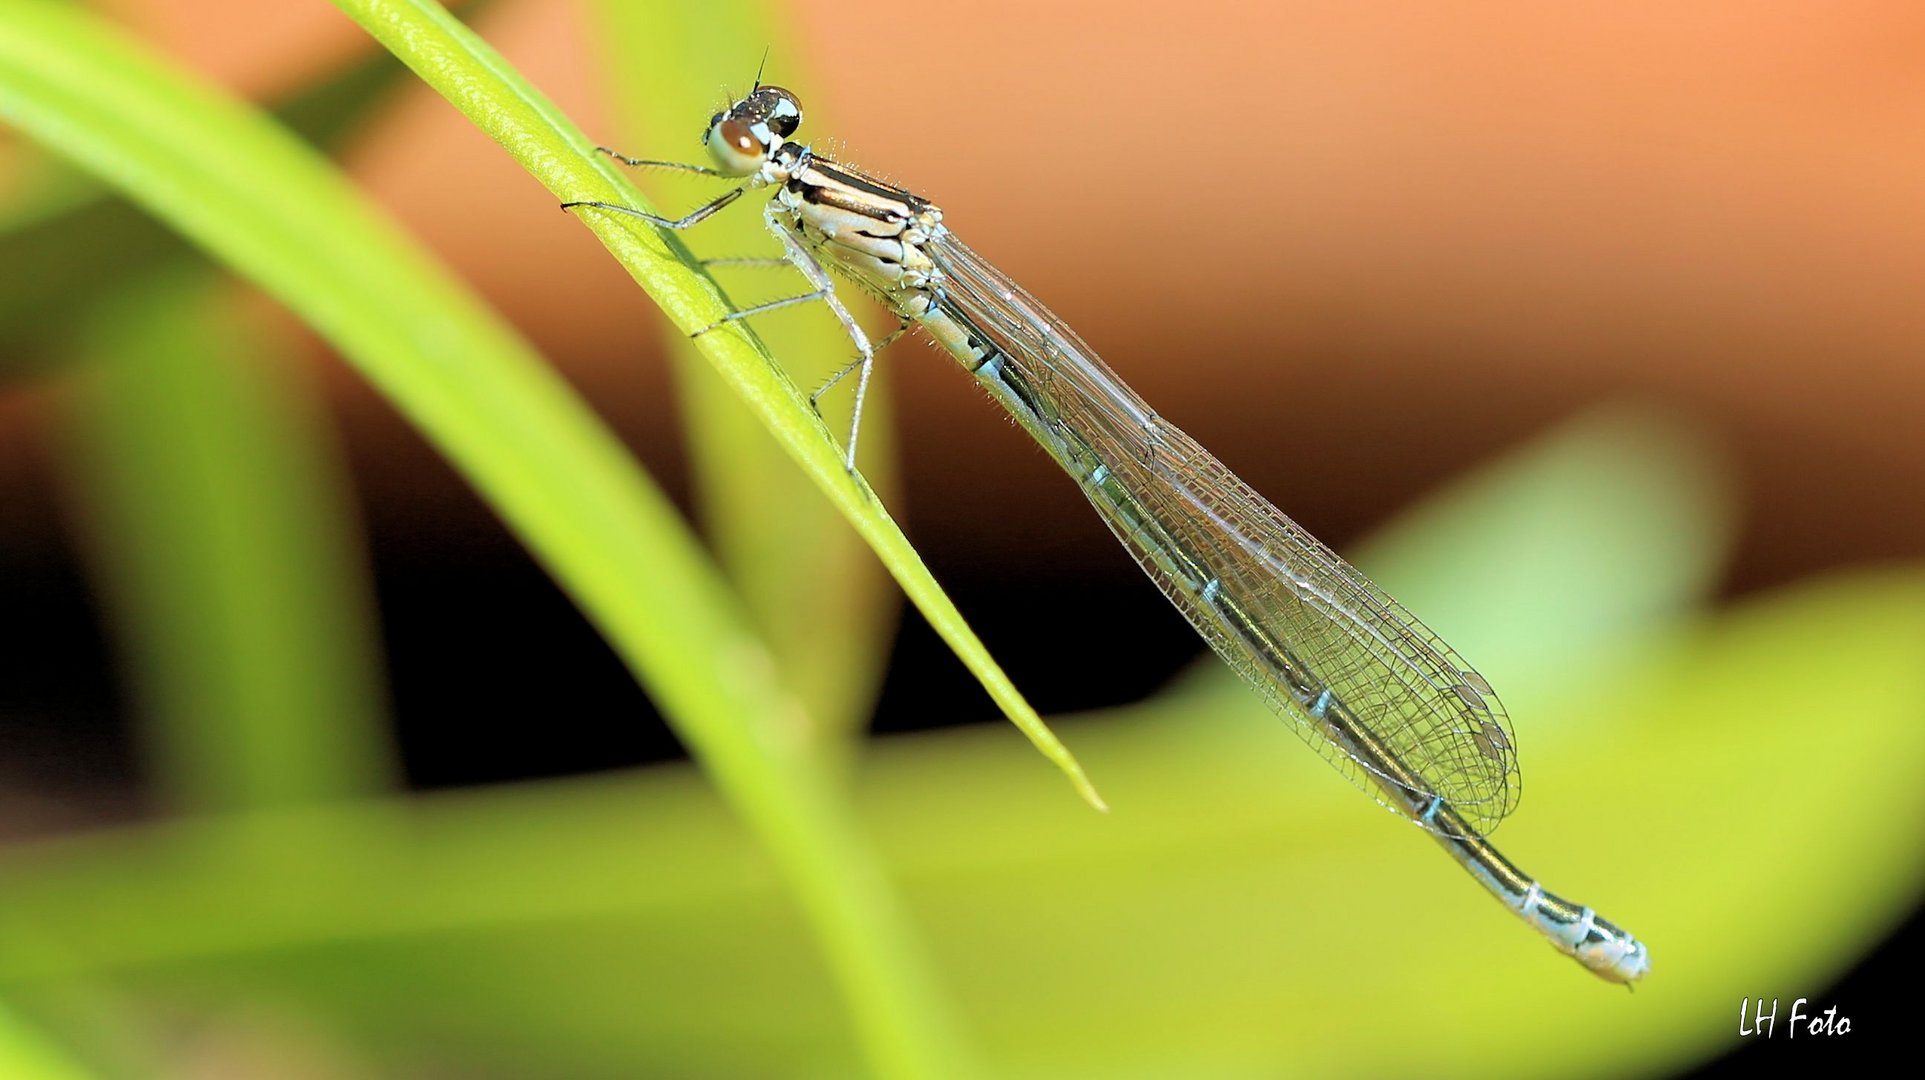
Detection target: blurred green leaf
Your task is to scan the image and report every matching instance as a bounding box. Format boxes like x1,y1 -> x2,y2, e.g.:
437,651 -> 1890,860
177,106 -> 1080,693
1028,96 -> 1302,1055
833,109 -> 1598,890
582,0 -> 896,754
319,0 -> 1099,810
0,29 -> 414,359
1353,403 -> 1734,691
1,564 -> 1917,1077
0,1 -> 977,1075
59,274 -> 393,813
1165,405 -> 1736,751
0,402 -> 1891,1076
0,1004 -> 98,1080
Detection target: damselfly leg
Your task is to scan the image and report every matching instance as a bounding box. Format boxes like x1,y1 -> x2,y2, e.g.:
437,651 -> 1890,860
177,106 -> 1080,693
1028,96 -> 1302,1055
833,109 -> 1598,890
566,147 -> 889,472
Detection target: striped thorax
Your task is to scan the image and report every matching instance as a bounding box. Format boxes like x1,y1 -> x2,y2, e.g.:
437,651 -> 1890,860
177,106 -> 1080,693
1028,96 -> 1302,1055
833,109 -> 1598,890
702,86 -> 945,317
779,159 -> 943,306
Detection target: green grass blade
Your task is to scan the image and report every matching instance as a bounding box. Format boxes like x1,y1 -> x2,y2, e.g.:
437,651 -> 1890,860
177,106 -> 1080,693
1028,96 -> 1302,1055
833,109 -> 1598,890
58,274 -> 394,813
0,2 -> 976,1074
0,38 -> 416,356
1352,404 -> 1733,687
581,0 -> 897,753
0,1004 -> 98,1080
1,565 -> 1916,1076
323,0 -> 1102,810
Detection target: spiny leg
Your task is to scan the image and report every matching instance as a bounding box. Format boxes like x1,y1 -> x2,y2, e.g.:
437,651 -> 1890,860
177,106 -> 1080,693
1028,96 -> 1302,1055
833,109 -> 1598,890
567,179 -> 890,474
696,289 -> 833,330
563,149 -> 748,227
699,257 -> 793,269
560,185 -> 746,231
590,148 -> 729,175
754,202 -> 883,472
812,321 -> 910,470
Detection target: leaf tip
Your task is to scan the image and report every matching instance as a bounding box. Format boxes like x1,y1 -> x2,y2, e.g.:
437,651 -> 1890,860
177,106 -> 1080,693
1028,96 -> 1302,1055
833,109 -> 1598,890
1072,772 -> 1110,814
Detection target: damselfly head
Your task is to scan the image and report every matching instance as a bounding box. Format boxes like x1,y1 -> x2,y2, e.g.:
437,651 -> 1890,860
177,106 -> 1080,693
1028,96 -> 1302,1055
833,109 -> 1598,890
702,86 -> 804,176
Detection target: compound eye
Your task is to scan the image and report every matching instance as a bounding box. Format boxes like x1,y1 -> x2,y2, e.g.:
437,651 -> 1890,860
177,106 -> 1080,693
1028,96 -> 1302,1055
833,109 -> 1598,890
705,117 -> 766,175
765,90 -> 802,137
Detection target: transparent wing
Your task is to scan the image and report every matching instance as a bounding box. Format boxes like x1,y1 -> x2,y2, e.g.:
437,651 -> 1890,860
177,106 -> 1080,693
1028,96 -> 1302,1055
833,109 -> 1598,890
925,231 -> 1520,838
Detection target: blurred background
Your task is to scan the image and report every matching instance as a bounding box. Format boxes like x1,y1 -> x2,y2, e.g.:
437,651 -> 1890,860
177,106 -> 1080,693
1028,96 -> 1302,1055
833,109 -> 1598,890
2,0 -> 1921,1076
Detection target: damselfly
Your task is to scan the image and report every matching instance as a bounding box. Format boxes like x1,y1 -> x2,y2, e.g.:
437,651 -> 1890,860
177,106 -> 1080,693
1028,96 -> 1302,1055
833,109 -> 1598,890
564,84 -> 1650,984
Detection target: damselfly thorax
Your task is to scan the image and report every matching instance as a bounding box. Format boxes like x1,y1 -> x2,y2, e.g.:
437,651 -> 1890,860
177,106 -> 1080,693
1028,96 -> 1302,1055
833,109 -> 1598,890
777,152 -> 946,303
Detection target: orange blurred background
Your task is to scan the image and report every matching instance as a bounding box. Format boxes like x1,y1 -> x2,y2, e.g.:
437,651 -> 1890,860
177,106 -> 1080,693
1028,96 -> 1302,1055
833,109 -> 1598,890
2,2 -> 1921,1072
11,0 -> 1919,589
